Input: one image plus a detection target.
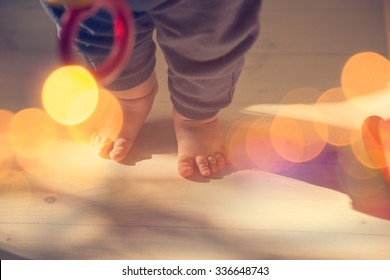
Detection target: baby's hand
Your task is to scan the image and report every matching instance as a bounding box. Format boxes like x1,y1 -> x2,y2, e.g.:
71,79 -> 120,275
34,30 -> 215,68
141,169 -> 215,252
45,0 -> 97,8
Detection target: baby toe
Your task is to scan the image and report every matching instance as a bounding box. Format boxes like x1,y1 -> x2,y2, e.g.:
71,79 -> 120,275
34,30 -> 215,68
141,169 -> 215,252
90,131 -> 98,147
207,155 -> 219,174
109,138 -> 132,162
91,132 -> 102,149
178,157 -> 195,178
97,136 -> 113,159
196,155 -> 212,177
215,152 -> 226,171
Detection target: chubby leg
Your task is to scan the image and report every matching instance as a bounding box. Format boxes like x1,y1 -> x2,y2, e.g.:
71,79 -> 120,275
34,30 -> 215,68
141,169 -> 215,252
150,0 -> 262,177
40,4 -> 160,161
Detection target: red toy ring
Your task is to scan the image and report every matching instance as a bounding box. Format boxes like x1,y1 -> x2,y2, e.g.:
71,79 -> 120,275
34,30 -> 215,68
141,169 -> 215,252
59,0 -> 135,84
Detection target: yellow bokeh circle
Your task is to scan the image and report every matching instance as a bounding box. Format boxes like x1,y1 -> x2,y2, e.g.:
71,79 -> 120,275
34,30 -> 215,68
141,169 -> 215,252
7,108 -> 58,159
42,65 -> 99,126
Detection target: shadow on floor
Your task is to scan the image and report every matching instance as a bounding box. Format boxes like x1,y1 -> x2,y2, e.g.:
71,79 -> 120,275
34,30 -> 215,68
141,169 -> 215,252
227,114 -> 390,221
279,145 -> 390,221
0,249 -> 28,260
118,118 -> 237,182
119,118 -> 177,166
123,115 -> 390,221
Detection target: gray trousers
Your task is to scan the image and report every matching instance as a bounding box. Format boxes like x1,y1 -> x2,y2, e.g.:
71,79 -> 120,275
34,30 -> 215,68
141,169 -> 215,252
42,0 -> 262,119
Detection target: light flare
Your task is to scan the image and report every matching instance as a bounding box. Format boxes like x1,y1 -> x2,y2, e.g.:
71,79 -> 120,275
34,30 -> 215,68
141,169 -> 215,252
0,170 -> 32,216
315,87 -> 361,147
335,157 -> 390,208
246,117 -> 293,173
42,65 -> 99,126
0,109 -> 14,161
225,119 -> 255,170
67,88 -> 123,143
341,52 -> 390,106
23,140 -> 108,194
281,87 -> 322,104
351,134 -> 386,170
270,106 -> 327,163
7,108 -> 58,159
338,145 -> 379,180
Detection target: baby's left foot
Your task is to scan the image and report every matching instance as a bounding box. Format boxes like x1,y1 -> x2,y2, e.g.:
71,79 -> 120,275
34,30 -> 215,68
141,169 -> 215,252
173,108 -> 227,178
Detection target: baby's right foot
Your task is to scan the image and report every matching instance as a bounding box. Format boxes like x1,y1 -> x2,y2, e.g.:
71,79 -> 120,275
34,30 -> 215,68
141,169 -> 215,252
91,73 -> 157,162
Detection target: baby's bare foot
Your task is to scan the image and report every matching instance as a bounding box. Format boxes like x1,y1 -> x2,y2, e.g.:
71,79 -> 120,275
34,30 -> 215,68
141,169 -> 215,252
173,108 -> 227,178
91,73 -> 157,162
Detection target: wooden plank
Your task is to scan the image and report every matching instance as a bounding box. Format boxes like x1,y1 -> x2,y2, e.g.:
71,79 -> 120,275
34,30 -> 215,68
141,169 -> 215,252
263,0 -> 382,11
1,0 -> 390,260
1,139 -> 390,259
0,7 -> 57,52
2,223 -> 390,259
257,10 -> 387,55
0,51 -> 59,110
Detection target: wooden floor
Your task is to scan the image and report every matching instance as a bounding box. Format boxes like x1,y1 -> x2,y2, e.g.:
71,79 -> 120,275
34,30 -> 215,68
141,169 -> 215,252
1,0 -> 390,259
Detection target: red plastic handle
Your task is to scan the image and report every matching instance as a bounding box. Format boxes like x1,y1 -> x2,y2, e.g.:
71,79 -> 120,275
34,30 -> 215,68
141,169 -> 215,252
59,0 -> 135,84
